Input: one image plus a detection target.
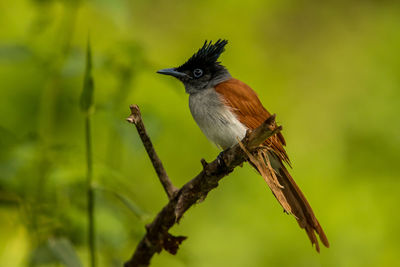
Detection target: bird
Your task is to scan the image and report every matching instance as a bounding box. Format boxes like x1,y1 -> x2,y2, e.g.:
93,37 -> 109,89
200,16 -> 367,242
157,39 -> 329,252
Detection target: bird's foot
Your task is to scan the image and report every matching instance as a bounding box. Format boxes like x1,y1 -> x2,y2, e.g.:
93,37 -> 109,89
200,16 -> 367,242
217,151 -> 228,171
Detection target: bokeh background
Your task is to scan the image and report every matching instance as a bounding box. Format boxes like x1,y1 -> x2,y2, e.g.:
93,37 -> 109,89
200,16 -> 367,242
1,0 -> 400,266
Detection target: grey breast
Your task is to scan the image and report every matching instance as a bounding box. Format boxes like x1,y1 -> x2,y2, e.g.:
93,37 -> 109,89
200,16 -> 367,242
188,88 -> 247,149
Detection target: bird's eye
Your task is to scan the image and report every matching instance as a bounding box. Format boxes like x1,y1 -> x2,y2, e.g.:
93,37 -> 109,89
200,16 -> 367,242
193,68 -> 203,78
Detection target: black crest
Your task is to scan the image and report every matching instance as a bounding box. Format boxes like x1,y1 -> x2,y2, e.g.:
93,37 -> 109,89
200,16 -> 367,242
176,39 -> 228,71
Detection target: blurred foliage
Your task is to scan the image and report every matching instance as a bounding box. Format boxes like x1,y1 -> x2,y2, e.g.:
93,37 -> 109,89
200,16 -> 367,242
1,0 -> 400,266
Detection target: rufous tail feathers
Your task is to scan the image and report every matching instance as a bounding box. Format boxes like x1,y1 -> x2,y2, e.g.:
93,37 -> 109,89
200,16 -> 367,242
238,143 -> 329,252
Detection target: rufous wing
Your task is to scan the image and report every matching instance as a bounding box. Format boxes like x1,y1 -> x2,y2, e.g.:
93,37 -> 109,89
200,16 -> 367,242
214,78 -> 290,165
215,78 -> 329,252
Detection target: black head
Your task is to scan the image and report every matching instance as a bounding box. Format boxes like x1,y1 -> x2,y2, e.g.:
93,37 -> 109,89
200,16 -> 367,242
157,39 -> 231,94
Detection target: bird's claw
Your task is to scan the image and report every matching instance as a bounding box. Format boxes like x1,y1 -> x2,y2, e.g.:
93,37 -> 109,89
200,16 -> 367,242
217,151 -> 228,171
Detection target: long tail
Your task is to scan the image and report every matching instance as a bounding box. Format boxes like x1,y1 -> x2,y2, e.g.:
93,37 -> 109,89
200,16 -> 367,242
239,144 -> 329,252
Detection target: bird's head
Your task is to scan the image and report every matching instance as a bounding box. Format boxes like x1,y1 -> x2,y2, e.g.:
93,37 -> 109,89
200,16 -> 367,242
157,39 -> 231,94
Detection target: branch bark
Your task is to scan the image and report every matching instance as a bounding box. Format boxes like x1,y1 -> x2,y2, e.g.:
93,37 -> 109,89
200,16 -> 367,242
126,104 -> 177,199
124,105 -> 281,267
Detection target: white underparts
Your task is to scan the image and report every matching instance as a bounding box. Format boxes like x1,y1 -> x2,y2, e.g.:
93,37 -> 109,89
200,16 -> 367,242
189,88 -> 247,150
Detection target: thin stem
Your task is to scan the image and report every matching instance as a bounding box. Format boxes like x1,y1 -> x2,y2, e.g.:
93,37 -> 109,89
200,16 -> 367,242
126,104 -> 177,199
85,115 -> 96,267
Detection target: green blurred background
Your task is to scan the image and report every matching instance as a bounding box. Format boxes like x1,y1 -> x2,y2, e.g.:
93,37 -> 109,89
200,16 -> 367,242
1,0 -> 400,266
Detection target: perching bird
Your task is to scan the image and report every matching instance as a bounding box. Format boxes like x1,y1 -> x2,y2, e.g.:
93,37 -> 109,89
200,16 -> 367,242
157,39 -> 329,252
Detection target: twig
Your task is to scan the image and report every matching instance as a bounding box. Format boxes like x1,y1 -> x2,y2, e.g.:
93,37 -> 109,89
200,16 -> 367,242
126,104 -> 178,200
124,105 -> 281,267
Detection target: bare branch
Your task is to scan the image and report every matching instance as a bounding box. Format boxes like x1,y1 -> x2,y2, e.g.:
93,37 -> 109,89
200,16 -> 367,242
124,106 -> 281,267
126,104 -> 177,199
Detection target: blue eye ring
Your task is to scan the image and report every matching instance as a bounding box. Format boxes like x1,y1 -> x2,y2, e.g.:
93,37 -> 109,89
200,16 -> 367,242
193,68 -> 203,78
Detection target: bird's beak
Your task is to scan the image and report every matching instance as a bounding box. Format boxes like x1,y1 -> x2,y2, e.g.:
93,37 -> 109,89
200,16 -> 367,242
157,68 -> 189,79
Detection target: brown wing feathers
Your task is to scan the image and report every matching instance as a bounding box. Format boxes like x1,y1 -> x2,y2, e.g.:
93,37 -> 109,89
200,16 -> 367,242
215,78 -> 329,252
215,79 -> 291,165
